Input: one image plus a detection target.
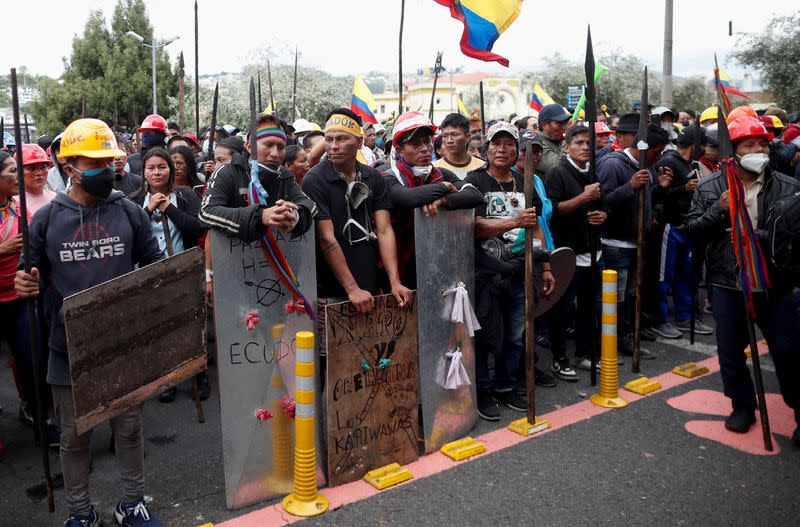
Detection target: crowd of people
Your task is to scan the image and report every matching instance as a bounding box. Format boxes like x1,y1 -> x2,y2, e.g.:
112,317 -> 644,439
1,93 -> 800,526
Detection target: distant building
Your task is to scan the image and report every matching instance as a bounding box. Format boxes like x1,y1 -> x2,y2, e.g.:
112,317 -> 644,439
373,72 -> 533,126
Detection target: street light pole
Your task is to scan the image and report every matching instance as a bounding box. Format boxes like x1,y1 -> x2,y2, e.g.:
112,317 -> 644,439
151,44 -> 158,114
126,31 -> 178,116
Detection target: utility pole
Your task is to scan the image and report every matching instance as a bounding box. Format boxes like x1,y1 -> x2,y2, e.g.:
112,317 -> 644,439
661,0 -> 673,107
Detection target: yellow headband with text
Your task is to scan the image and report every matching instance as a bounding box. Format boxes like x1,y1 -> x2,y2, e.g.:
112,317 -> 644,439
325,114 -> 364,138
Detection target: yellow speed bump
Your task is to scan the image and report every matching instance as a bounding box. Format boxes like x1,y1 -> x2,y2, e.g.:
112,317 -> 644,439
624,377 -> 663,395
363,463 -> 413,490
440,437 -> 487,461
672,363 -> 710,378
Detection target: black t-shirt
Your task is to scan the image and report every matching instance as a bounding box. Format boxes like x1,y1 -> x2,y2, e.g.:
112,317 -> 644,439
465,167 -> 541,243
302,159 -> 392,298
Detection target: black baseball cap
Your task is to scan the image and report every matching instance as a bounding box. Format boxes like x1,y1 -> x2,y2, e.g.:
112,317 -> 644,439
538,103 -> 571,123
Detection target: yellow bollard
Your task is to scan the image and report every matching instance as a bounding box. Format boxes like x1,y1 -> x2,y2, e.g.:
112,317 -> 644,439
282,331 -> 328,517
591,270 -> 628,408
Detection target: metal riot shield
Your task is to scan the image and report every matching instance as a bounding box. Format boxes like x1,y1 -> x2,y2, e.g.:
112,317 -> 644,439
414,208 -> 478,453
325,294 -> 420,487
211,229 -> 323,509
64,247 -> 207,435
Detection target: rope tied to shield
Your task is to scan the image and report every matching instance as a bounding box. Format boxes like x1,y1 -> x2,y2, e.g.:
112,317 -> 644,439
283,298 -> 306,315
436,347 -> 471,389
255,408 -> 273,421
442,282 -> 481,336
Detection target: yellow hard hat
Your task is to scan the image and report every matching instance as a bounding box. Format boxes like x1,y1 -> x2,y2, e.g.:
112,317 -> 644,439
768,115 -> 785,129
58,118 -> 125,159
699,106 -> 718,124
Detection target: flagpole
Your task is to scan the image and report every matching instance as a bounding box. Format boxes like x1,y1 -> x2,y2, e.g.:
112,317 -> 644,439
178,52 -> 185,132
479,81 -> 486,134
398,0 -> 406,116
194,0 -> 200,140
292,46 -> 299,122
428,52 -> 443,122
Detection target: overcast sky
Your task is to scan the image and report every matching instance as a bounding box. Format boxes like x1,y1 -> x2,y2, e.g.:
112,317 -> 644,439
2,0 -> 794,82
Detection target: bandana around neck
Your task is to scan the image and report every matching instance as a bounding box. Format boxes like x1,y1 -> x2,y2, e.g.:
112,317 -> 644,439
325,114 -> 363,138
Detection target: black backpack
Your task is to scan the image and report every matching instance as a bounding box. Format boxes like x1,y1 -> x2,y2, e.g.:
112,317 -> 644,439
766,190 -> 800,274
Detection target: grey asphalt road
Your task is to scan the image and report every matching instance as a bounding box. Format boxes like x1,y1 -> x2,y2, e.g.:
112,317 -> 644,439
1,316 -> 797,527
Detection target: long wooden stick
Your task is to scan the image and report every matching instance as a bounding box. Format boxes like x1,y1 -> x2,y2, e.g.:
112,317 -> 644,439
523,144 -> 537,424
12,67 -> 55,513
178,52 -> 185,133
428,51 -> 442,121
633,66 -> 650,374
194,0 -> 200,140
479,81 -> 486,134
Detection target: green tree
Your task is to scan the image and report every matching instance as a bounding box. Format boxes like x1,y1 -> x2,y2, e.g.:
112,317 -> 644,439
672,76 -> 713,113
732,14 -> 800,111
29,0 -> 178,135
523,52 -> 663,114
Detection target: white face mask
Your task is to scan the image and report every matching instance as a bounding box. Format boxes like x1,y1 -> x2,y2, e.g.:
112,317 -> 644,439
737,153 -> 770,174
411,165 -> 432,178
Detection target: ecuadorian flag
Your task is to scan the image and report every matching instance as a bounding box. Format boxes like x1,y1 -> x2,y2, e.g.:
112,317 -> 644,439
718,67 -> 750,100
350,75 -> 378,125
530,83 -> 555,112
435,0 -> 522,67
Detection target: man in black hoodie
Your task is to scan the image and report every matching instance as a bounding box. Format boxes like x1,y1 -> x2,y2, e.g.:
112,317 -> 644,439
199,114 -> 315,241
127,114 -> 169,176
651,125 -> 712,337
545,126 -> 607,376
597,124 -> 671,357
15,118 -> 164,527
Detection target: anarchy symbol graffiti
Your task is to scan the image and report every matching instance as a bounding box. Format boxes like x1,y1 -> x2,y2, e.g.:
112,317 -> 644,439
244,279 -> 284,307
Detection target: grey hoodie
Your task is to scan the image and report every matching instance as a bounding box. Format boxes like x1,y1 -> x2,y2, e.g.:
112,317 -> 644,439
22,190 -> 164,385
46,133 -> 68,193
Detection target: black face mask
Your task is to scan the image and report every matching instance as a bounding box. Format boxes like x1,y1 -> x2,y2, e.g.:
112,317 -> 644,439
74,165 -> 115,199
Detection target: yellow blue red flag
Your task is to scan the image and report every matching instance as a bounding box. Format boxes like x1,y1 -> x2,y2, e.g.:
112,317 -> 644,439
351,75 -> 378,125
529,83 -> 555,112
717,67 -> 750,100
435,0 -> 522,67
454,93 -> 470,116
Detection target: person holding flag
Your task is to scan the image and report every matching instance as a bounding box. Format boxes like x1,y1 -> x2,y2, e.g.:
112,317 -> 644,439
684,116 -> 800,439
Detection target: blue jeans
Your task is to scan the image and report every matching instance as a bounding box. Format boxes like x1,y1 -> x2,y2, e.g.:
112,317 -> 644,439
475,276 -> 524,393
712,286 -> 800,416
550,264 -> 602,361
602,244 -> 636,335
658,225 -> 692,322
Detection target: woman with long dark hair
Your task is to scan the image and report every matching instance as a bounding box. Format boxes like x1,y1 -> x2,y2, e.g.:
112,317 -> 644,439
169,145 -> 203,190
130,148 -> 210,402
283,144 -> 309,184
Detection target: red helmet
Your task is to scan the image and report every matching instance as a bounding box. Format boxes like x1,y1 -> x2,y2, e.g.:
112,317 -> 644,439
21,143 -> 53,167
728,116 -> 774,143
725,106 -> 757,125
138,114 -> 168,133
595,122 -> 613,135
183,133 -> 199,147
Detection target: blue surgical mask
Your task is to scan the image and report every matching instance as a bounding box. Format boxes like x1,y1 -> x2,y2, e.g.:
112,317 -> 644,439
376,136 -> 385,148
72,164 -> 115,198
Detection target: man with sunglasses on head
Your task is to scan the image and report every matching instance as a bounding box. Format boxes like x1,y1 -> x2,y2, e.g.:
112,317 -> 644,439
302,108 -> 413,315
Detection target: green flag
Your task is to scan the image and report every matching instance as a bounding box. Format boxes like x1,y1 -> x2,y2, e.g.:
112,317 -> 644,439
571,63 -> 608,121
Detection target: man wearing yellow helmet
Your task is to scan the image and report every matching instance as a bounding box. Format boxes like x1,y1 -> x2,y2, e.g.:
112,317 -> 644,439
14,118 -> 165,526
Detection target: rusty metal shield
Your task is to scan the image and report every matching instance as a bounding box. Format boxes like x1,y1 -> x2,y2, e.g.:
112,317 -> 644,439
211,229 -> 323,509
414,208 -> 478,453
325,294 -> 420,487
64,247 -> 207,435
532,247 -> 576,318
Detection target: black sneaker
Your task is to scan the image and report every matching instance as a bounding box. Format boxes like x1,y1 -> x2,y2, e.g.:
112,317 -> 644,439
19,402 -> 34,426
640,327 -> 658,341
619,336 -> 657,360
158,387 -> 177,403
551,358 -> 578,382
534,368 -> 558,388
493,390 -> 527,412
477,391 -> 501,421
725,407 -> 756,433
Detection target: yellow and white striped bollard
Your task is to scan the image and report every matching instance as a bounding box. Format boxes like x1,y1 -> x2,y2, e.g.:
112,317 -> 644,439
591,270 -> 628,408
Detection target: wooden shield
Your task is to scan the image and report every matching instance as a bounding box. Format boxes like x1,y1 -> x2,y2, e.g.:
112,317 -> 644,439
64,247 -> 207,435
325,294 -> 419,487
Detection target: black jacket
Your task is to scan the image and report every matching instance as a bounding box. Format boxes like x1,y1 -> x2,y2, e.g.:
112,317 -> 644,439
381,166 -> 484,210
132,187 -> 206,250
683,167 -> 800,290
199,152 -> 315,242
652,149 -> 694,225
544,157 -> 605,254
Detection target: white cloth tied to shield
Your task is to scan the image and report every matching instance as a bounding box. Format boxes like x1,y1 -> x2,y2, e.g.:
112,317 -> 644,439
436,282 -> 480,389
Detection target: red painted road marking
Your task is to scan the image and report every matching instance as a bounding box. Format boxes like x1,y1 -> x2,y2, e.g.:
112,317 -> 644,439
668,389 -> 795,455
217,343 -> 775,527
